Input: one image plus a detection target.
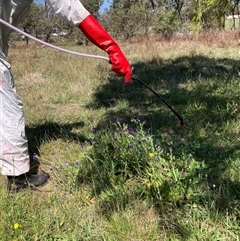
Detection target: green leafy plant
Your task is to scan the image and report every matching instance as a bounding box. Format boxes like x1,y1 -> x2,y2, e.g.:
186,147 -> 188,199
79,119 -> 208,206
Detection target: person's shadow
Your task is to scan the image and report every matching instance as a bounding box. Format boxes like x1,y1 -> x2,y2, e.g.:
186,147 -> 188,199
26,121 -> 85,173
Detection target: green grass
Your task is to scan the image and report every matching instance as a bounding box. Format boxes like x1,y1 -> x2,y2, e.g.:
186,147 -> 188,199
0,35 -> 240,240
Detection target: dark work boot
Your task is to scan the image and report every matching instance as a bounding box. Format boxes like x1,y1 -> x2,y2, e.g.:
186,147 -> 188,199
7,172 -> 50,192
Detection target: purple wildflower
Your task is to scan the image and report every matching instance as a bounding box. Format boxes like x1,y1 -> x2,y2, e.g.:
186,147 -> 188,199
128,143 -> 134,149
33,153 -> 37,160
92,127 -> 97,134
75,160 -> 80,165
152,157 -> 157,162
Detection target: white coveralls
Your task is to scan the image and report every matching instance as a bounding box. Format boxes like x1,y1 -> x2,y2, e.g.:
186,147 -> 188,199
0,0 -> 89,176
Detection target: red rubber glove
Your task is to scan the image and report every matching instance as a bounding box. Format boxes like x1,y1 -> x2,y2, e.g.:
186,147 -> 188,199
79,15 -> 132,83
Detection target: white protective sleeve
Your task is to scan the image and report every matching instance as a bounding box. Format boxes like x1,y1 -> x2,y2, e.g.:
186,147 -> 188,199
45,0 -> 90,26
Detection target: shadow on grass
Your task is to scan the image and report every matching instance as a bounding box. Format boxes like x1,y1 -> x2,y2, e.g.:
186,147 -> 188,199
25,121 -> 85,173
78,55 -> 240,238
90,53 -> 240,151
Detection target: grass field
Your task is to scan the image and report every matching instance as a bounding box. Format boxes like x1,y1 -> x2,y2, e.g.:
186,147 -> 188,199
0,31 -> 240,240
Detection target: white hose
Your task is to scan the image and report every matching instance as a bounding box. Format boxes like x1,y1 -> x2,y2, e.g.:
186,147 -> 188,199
0,18 -> 109,62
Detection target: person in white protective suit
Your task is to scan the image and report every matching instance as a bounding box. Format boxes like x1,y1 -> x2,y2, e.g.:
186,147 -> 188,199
0,0 -> 132,192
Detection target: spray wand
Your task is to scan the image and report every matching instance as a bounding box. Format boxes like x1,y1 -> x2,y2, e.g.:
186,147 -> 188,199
131,72 -> 184,129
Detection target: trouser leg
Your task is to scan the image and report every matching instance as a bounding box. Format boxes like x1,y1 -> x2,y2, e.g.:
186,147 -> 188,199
0,59 -> 30,176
